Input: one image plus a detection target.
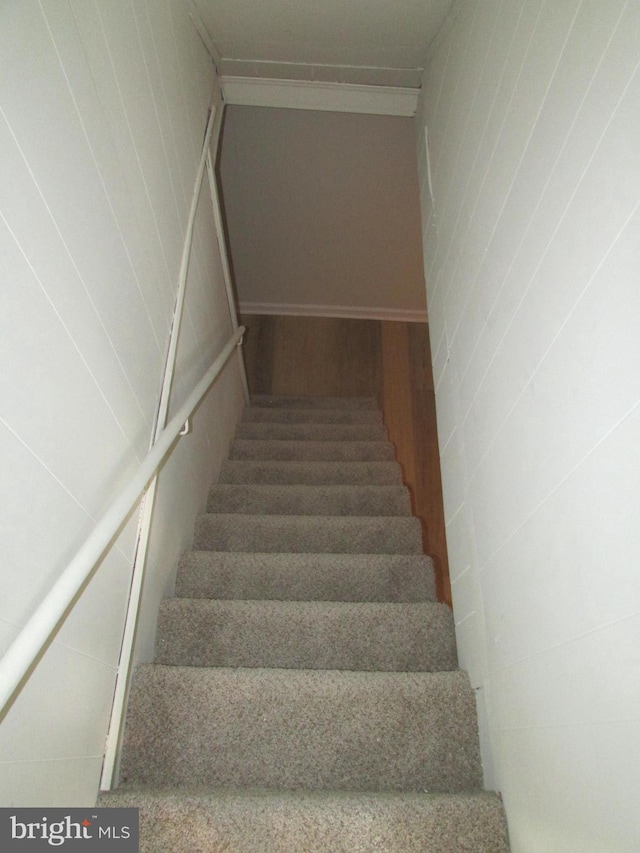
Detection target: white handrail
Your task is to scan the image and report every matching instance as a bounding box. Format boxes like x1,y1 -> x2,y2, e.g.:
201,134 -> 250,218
154,103 -> 217,442
99,85 -> 249,790
205,151 -> 250,404
0,326 -> 245,717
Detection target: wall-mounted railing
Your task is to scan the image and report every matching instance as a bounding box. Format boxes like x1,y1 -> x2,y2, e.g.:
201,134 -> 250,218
98,83 -> 248,789
0,324 -> 245,719
0,78 -> 249,794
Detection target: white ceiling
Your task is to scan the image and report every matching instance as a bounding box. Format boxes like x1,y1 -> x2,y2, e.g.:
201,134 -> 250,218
190,0 -> 455,90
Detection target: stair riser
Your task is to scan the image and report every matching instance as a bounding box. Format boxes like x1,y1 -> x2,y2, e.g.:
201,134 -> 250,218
235,423 -> 387,442
243,407 -> 383,424
121,668 -> 482,793
229,440 -> 395,462
206,485 -> 411,516
219,460 -> 403,485
193,515 -> 423,554
251,395 -> 378,409
155,601 -> 456,671
175,553 -> 436,602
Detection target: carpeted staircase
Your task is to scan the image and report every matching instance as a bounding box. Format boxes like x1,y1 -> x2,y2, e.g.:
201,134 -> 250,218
100,395 -> 510,851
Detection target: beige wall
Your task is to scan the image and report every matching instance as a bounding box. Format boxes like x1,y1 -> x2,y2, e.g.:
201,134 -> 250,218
416,1 -> 640,850
219,106 -> 427,320
0,0 -> 244,806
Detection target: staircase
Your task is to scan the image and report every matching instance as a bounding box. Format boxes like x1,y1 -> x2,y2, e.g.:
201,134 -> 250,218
101,395 -> 510,851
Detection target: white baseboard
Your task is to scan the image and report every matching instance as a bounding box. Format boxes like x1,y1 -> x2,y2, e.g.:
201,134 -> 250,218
239,301 -> 428,324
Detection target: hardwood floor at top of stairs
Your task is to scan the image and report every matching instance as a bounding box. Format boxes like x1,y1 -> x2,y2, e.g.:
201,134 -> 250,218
240,313 -> 451,604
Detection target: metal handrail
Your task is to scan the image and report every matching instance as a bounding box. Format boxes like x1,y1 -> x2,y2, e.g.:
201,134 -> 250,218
0,326 -> 245,716
99,84 -> 248,790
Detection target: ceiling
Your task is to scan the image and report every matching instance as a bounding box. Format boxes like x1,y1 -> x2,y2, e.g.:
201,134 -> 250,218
190,0 -> 455,91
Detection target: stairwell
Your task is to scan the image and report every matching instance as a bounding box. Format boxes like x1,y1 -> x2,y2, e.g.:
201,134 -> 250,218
100,395 -> 510,851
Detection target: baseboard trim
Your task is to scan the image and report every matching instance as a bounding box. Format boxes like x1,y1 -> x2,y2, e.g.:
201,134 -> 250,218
239,301 -> 428,324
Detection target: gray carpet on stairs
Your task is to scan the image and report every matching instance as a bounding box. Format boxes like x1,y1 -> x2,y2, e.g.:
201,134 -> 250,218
243,405 -> 383,423
194,513 -> 424,553
98,789 -> 509,853
155,600 -> 456,670
250,395 -> 378,409
120,667 -> 481,792
175,552 -> 437,601
229,438 -> 395,461
219,459 -> 403,485
206,483 -> 412,516
234,422 -> 388,441
100,395 -> 510,851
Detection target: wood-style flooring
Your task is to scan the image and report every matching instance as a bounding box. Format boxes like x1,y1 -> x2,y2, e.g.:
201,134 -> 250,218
239,314 -> 451,605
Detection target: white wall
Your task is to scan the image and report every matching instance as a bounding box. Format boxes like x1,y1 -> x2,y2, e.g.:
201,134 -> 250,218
416,1 -> 640,850
219,105 -> 427,320
0,0 -> 244,806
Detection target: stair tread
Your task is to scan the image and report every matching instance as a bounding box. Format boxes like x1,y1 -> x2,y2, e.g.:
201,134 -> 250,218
121,667 -> 482,793
219,460 -> 403,485
235,422 -> 387,441
98,788 -> 510,853
206,483 -> 411,516
194,513 -> 424,554
155,599 -> 456,671
229,439 -> 395,461
175,552 -> 436,602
